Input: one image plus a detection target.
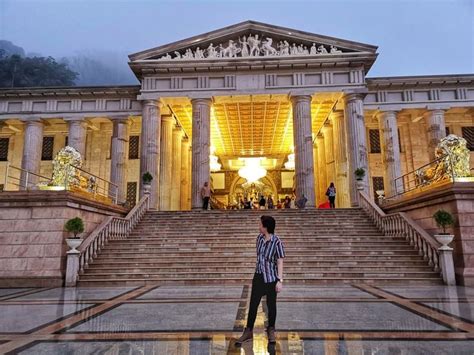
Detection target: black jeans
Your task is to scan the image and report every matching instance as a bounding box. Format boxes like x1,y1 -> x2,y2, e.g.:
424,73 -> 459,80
202,197 -> 210,210
329,196 -> 336,208
246,273 -> 278,329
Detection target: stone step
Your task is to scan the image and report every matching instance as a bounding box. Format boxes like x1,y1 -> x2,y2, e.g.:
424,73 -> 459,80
97,250 -> 422,257
85,265 -> 434,273
79,270 -> 440,279
78,278 -> 443,287
89,259 -> 429,267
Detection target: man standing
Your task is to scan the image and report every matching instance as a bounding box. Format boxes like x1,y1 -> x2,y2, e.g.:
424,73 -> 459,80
200,181 -> 211,210
236,215 -> 285,345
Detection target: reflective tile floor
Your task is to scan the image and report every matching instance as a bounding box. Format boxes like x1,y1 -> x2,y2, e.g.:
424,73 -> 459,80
0,284 -> 473,354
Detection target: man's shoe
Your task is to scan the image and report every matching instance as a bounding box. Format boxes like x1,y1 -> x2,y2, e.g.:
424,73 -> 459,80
236,327 -> 253,345
267,326 -> 276,343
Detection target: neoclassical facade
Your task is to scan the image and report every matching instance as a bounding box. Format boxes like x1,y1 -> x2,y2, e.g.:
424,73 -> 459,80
0,21 -> 473,210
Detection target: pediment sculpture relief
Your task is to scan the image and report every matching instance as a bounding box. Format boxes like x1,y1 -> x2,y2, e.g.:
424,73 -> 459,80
157,34 -> 344,61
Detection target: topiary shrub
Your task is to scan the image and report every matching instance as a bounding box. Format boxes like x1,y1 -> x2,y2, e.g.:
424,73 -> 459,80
65,217 -> 85,239
433,209 -> 455,234
142,172 -> 153,184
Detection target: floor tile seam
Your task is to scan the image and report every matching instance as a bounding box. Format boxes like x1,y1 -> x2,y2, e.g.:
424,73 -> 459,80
412,301 -> 474,325
0,285 -> 156,354
3,331 -> 474,342
356,284 -> 474,333
0,288 -> 55,301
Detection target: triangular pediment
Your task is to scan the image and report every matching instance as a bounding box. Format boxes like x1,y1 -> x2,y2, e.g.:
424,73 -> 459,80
129,20 -> 377,62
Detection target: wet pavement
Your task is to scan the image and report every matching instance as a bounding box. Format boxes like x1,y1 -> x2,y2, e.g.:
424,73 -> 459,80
0,284 -> 473,354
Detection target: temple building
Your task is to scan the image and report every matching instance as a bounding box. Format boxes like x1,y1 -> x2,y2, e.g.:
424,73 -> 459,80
0,20 -> 473,210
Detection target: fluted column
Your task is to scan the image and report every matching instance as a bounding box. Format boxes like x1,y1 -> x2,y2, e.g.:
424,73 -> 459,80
291,95 -> 316,207
313,143 -> 320,204
332,111 -> 349,208
344,93 -> 369,206
316,133 -> 327,201
424,109 -> 446,161
170,126 -> 183,211
66,119 -> 87,157
191,98 -> 211,209
20,119 -> 44,189
377,111 -> 402,197
180,137 -> 190,210
139,100 -> 161,209
322,122 -> 336,188
109,118 -> 130,203
159,115 -> 174,211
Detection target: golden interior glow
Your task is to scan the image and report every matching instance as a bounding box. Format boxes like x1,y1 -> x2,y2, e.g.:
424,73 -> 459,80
167,93 -> 340,170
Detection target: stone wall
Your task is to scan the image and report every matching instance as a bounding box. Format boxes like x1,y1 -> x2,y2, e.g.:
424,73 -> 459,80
384,182 -> 474,286
0,191 -> 126,287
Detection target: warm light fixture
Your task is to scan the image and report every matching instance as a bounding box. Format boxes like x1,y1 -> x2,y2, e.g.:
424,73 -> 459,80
284,153 -> 295,170
238,157 -> 267,183
209,146 -> 221,172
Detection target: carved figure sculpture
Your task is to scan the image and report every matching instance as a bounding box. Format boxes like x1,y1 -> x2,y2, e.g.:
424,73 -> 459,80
330,45 -> 342,54
261,37 -> 278,56
248,34 -> 261,56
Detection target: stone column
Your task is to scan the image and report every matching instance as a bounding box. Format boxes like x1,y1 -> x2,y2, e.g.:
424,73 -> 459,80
332,110 -> 349,208
291,95 -> 316,207
180,137 -> 190,210
322,122 -> 336,187
66,119 -> 87,157
424,109 -> 446,161
316,133 -> 327,201
344,93 -> 369,206
159,115 -> 174,211
20,119 -> 44,189
191,98 -> 212,210
139,100 -> 162,209
109,118 -> 130,204
313,143 -> 320,205
170,126 -> 183,211
377,111 -> 402,198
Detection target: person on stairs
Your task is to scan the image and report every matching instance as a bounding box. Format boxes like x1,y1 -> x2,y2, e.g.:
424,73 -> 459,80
201,181 -> 211,210
236,215 -> 286,346
326,182 -> 336,208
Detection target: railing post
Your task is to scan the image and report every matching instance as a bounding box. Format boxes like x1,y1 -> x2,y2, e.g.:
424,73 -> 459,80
65,250 -> 80,287
438,246 -> 456,285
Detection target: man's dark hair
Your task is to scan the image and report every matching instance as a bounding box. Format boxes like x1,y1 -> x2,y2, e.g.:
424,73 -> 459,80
261,215 -> 276,234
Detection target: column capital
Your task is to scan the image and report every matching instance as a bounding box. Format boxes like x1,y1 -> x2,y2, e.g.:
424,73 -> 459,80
161,114 -> 174,123
110,116 -> 131,125
423,109 -> 446,117
316,132 -> 324,140
190,97 -> 212,106
343,92 -> 366,103
22,118 -> 44,126
173,126 -> 183,135
142,99 -> 163,108
290,95 -> 312,104
330,110 -> 345,120
375,110 -> 399,120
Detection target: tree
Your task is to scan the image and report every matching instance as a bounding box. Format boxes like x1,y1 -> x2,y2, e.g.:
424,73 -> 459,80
0,54 -> 78,87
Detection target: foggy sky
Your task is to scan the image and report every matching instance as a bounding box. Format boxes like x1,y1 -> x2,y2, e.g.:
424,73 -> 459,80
0,0 -> 472,78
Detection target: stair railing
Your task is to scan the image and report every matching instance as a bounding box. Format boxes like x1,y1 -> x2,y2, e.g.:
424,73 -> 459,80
65,194 -> 150,286
359,191 -> 456,285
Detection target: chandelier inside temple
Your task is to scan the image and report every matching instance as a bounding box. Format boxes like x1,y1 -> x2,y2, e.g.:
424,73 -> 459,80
284,153 -> 295,170
238,157 -> 267,183
209,146 -> 221,172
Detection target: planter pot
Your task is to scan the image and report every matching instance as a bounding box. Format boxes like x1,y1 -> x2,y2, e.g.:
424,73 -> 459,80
356,179 -> 364,190
143,183 -> 152,194
66,238 -> 83,252
434,234 -> 454,250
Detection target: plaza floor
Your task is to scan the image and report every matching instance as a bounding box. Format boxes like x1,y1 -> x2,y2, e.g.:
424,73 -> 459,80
0,284 -> 473,354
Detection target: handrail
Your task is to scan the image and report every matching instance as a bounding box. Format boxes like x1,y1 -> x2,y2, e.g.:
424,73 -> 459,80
359,191 -> 442,273
387,154 -> 454,200
70,164 -> 119,204
3,163 -> 51,190
76,194 -> 149,276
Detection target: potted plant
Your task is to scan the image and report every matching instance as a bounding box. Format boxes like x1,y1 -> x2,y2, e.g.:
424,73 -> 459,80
65,217 -> 85,252
142,172 -> 153,193
433,209 -> 455,250
354,168 -> 366,190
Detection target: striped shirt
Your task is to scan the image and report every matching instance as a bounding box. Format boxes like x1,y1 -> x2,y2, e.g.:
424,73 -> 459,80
255,233 -> 286,283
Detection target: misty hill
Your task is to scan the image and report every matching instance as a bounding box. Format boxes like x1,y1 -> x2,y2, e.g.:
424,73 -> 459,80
0,41 -> 138,87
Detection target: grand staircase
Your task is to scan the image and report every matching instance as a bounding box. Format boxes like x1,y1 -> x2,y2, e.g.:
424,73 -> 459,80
78,208 -> 443,286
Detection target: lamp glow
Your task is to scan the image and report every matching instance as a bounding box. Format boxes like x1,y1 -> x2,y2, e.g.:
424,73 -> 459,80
238,157 -> 267,183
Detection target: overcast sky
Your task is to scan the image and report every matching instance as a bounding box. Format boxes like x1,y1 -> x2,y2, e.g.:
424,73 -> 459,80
0,0 -> 472,77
